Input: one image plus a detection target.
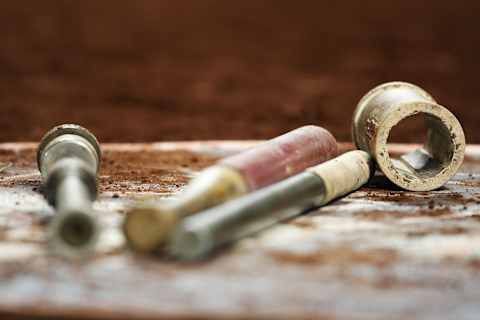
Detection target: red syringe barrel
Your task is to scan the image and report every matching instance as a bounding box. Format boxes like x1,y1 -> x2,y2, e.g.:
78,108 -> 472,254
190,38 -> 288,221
123,125 -> 338,253
220,125 -> 338,190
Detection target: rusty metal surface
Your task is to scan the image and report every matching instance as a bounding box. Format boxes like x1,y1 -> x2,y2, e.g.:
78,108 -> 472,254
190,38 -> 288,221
0,142 -> 480,319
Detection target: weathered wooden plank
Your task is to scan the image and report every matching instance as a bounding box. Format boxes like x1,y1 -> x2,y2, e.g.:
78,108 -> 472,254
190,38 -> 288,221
0,142 -> 479,319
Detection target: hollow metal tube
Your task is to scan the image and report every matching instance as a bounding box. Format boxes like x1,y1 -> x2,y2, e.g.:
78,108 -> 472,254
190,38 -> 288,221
123,125 -> 338,253
352,81 -> 465,191
169,150 -> 373,260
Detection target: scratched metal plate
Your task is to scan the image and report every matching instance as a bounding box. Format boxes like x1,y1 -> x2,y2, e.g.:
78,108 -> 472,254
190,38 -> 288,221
0,142 -> 479,320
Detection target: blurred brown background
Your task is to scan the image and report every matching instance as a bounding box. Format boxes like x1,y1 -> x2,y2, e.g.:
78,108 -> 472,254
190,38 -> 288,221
0,1 -> 478,143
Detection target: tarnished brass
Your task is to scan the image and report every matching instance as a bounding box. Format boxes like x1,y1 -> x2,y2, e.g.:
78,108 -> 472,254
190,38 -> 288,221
123,126 -> 338,253
123,166 -> 248,253
352,81 -> 465,191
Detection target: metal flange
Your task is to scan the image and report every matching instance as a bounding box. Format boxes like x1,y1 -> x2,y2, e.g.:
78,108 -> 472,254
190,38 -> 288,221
37,124 -> 101,176
37,124 -> 102,258
352,81 -> 465,191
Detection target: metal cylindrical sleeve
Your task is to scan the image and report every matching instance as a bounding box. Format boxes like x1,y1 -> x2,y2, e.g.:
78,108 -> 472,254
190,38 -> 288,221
219,125 -> 338,191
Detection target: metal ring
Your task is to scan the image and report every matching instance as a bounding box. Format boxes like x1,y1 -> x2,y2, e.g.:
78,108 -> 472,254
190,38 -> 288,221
352,81 -> 465,191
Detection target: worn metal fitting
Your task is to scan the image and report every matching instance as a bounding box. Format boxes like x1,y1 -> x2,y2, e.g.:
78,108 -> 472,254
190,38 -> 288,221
123,166 -> 248,253
123,125 -> 338,253
352,81 -> 465,191
169,150 -> 373,261
37,124 -> 101,259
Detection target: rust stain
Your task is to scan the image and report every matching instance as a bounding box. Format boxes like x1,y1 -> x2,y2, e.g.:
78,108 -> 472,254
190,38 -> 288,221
0,149 -> 36,169
406,226 -> 468,237
287,219 -> 316,229
356,207 -> 455,221
101,149 -> 217,194
269,247 -> 398,268
365,118 -> 377,142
